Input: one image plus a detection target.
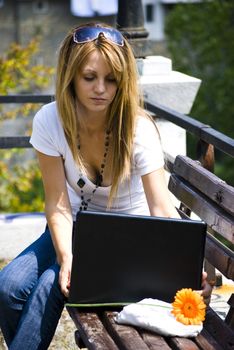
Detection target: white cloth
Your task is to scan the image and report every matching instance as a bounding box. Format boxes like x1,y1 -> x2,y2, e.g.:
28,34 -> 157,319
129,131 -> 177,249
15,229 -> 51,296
115,298 -> 203,337
70,0 -> 118,17
71,0 -> 93,17
91,0 -> 118,15
30,102 -> 164,219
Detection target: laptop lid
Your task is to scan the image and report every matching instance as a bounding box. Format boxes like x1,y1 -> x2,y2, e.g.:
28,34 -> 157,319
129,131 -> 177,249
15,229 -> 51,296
68,211 -> 206,306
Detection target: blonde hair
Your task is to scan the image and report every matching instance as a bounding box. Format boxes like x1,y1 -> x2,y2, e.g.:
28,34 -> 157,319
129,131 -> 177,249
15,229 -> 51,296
56,23 -> 145,205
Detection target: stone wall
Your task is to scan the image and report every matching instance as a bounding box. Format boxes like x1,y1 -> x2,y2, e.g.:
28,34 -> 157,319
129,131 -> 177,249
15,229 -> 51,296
0,0 -> 116,68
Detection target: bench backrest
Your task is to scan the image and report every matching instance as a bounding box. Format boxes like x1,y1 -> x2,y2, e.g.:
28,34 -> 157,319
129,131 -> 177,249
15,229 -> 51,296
168,155 -> 234,328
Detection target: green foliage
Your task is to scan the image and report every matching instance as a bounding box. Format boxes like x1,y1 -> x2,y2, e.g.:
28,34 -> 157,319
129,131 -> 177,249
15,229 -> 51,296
165,0 -> 234,185
0,39 -> 54,212
0,153 -> 44,212
0,39 -> 54,94
0,40 -> 54,123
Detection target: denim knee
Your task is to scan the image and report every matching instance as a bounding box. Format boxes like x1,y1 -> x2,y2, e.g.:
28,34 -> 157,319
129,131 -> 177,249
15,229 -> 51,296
0,266 -> 26,310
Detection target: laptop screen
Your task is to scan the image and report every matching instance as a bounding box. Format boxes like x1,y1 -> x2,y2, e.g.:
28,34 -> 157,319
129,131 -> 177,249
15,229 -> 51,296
68,211 -> 206,306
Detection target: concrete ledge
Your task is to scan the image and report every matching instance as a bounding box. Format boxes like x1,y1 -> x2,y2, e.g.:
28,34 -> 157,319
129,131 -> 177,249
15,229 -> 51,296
0,213 -> 46,260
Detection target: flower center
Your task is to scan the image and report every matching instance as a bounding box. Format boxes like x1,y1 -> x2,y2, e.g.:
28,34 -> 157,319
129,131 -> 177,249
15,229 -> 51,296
183,302 -> 196,317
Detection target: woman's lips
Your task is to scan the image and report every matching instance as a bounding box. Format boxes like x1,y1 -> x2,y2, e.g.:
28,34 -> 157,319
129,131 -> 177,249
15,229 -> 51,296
91,98 -> 107,104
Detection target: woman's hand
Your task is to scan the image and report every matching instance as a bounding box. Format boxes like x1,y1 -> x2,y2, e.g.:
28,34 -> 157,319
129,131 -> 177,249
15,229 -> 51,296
59,256 -> 73,298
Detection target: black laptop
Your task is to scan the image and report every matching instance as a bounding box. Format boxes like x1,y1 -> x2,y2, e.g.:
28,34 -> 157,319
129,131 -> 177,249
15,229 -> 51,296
67,211 -> 206,306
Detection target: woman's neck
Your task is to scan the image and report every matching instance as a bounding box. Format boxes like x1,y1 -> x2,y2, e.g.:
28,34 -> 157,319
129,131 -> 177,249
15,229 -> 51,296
77,106 -> 107,134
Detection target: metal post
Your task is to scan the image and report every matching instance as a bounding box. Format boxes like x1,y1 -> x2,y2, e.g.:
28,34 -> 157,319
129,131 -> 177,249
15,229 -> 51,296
13,0 -> 20,43
117,0 -> 154,58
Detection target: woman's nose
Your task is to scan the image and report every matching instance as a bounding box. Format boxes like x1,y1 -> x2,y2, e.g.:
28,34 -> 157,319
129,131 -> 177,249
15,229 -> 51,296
94,79 -> 105,93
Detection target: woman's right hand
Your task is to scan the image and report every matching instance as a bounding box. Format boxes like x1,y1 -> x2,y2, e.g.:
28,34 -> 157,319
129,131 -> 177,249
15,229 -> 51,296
59,256 -> 73,298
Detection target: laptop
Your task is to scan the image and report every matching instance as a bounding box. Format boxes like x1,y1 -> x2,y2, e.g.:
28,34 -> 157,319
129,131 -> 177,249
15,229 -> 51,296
68,211 -> 206,306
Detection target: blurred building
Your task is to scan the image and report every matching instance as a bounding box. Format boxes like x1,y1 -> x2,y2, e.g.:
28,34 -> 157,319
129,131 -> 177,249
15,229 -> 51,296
0,0 -> 201,66
142,0 -> 202,41
0,0 -> 117,67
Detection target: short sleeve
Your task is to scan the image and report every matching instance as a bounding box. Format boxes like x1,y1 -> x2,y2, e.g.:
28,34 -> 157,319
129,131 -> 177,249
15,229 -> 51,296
30,104 -> 61,157
133,117 -> 164,176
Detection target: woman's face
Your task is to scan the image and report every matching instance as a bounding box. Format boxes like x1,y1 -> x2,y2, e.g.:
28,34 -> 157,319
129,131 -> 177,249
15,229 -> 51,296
74,50 -> 118,116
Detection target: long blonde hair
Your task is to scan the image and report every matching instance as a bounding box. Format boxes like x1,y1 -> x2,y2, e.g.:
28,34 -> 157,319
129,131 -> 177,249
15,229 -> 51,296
56,23 -> 144,205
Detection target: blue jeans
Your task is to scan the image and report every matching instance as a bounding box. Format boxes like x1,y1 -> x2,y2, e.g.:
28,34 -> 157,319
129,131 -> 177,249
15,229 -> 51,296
0,227 -> 66,350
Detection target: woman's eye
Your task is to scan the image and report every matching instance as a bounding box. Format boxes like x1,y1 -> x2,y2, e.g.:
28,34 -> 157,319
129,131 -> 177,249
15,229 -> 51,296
106,77 -> 116,83
84,76 -> 94,81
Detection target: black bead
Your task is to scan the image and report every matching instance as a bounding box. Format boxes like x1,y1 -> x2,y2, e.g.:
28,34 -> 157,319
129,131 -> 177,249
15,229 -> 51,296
77,178 -> 86,188
77,128 -> 110,212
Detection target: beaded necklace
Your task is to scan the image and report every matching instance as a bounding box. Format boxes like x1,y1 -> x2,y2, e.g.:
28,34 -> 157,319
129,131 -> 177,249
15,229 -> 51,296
77,130 -> 110,211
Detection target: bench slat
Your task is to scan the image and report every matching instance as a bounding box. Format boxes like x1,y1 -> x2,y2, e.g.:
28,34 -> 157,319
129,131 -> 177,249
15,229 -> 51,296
140,330 -> 172,349
168,337 -> 200,350
205,233 -> 234,280
103,311 -> 151,350
173,155 -> 234,216
226,294 -> 234,328
195,330 -> 223,350
169,174 -> 234,243
67,307 -> 118,350
204,307 -> 234,349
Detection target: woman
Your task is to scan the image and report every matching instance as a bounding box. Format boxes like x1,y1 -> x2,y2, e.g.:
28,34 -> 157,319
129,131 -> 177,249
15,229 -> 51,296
0,23 -> 211,349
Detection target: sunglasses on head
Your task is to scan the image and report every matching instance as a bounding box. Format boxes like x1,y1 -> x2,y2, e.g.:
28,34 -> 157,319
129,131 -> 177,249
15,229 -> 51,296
73,26 -> 124,47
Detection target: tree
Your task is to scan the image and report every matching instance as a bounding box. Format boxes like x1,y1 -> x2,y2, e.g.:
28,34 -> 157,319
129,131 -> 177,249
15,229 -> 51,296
0,39 -> 54,212
165,0 -> 234,185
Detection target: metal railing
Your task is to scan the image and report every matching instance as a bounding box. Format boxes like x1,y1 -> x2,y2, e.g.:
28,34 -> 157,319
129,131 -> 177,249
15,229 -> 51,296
1,95 -> 233,175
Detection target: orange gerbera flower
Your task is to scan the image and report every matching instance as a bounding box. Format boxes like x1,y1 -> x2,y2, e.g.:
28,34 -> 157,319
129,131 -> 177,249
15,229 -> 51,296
171,288 -> 206,325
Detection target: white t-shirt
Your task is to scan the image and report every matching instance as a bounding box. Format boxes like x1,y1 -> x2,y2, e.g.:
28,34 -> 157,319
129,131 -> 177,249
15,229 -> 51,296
30,102 -> 164,219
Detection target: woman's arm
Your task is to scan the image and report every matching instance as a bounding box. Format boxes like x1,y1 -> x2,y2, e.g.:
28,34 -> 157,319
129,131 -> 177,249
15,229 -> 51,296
37,150 -> 73,297
142,167 -> 180,218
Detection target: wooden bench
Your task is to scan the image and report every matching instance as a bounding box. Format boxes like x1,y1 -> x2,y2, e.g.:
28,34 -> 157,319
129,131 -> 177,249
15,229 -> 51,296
67,154 -> 234,349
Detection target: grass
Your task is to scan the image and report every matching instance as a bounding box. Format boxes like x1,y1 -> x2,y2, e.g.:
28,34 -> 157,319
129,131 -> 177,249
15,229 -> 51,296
48,309 -> 78,350
0,259 -> 84,350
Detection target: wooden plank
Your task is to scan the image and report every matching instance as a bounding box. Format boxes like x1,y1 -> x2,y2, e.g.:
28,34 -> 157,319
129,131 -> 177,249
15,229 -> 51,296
168,337 -> 200,350
204,307 -> 234,350
140,330 -> 172,349
173,155 -> 234,215
205,233 -> 234,280
74,329 -> 86,348
226,294 -> 234,329
66,307 -> 118,350
103,311 -> 150,350
168,174 -> 234,244
163,151 -> 174,174
195,330 -> 223,350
